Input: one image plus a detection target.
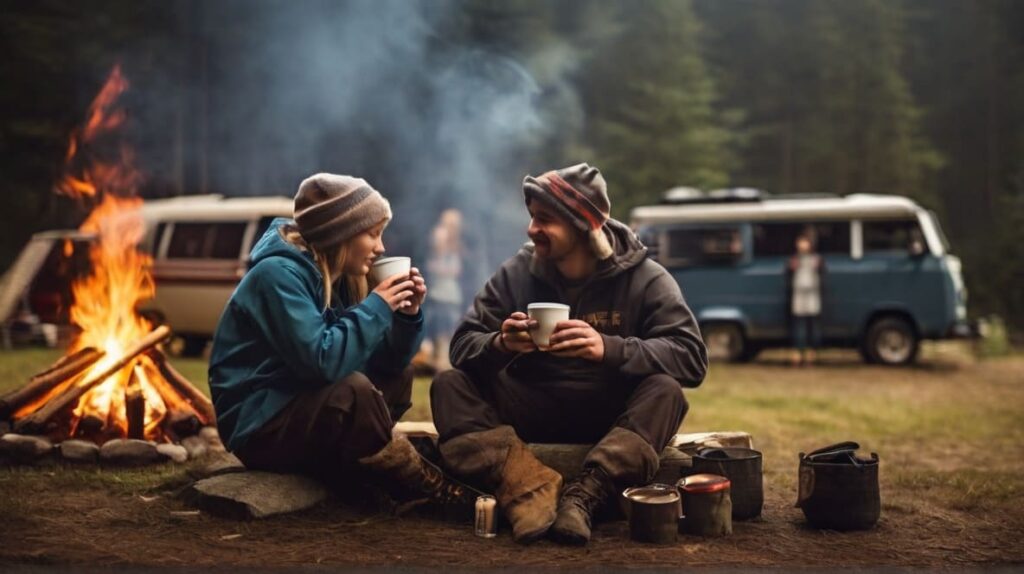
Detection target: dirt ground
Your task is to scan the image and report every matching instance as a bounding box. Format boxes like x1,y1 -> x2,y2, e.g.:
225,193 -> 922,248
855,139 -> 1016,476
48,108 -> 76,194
1,348 -> 1022,570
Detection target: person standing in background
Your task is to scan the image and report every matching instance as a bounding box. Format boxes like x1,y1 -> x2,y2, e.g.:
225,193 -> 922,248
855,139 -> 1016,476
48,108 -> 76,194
425,209 -> 464,371
787,233 -> 825,366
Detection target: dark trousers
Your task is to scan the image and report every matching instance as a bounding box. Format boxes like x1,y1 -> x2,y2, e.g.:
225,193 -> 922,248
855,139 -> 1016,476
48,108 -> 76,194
430,368 -> 687,455
235,366 -> 414,481
792,315 -> 822,351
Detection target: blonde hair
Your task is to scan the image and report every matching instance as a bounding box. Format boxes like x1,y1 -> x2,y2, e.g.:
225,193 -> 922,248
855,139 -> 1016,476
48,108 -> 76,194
280,224 -> 369,311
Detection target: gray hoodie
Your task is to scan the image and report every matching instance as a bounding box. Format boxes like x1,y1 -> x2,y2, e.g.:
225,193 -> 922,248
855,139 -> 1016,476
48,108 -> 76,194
450,219 -> 708,388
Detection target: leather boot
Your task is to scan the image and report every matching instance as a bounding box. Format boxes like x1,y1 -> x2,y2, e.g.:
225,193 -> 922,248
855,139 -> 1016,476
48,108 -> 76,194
359,432 -> 480,516
549,466 -> 615,545
440,425 -> 562,544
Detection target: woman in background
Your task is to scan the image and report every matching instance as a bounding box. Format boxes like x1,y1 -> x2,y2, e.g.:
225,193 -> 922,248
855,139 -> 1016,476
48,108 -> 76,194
787,233 -> 825,366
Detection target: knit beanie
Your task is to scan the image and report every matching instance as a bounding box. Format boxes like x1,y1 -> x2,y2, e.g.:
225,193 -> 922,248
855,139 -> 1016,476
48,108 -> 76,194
293,173 -> 392,249
523,163 -> 614,260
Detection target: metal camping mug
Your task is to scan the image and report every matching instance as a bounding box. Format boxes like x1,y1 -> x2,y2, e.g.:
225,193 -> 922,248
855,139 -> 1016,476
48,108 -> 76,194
622,484 -> 683,544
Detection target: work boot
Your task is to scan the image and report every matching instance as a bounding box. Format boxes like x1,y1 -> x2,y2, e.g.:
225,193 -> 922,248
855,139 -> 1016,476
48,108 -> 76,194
359,432 -> 480,516
549,466 -> 616,545
440,425 -> 562,544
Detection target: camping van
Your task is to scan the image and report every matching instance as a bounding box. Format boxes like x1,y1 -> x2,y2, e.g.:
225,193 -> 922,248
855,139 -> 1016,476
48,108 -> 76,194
137,195 -> 293,354
0,195 -> 292,353
630,191 -> 971,365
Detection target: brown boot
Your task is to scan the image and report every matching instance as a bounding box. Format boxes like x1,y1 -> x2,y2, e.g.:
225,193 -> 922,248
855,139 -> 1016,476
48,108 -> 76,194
359,433 -> 480,516
440,426 -> 562,544
550,466 -> 615,545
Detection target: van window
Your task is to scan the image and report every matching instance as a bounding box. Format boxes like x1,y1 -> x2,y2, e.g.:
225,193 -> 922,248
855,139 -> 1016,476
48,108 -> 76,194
863,219 -> 923,253
166,222 -> 247,260
752,222 -> 850,256
662,226 -> 743,267
254,216 -> 278,245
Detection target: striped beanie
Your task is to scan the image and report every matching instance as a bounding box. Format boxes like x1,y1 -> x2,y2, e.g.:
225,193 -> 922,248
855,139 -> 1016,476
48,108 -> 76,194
294,173 -> 392,249
523,163 -> 614,260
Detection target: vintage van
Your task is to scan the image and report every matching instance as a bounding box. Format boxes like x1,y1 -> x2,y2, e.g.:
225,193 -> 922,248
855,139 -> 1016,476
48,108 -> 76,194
630,192 -> 970,365
0,195 -> 292,353
136,195 -> 293,354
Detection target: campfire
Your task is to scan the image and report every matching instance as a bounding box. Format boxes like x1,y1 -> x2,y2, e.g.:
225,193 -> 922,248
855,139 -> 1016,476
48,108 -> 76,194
0,65 -> 215,452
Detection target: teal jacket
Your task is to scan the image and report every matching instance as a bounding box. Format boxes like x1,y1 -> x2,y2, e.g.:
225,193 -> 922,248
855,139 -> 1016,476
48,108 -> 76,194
208,218 -> 424,451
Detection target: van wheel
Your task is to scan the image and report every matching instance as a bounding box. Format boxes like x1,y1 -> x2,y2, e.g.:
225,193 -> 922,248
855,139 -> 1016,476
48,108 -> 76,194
864,317 -> 919,365
169,335 -> 208,358
703,323 -> 746,363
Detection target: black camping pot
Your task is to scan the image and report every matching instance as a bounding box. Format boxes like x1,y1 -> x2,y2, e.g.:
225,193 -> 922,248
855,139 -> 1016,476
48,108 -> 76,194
622,484 -> 683,544
691,447 -> 764,520
796,442 -> 880,531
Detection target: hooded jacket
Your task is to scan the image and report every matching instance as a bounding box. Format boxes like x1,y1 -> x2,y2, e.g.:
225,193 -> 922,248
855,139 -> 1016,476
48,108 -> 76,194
208,218 -> 424,451
450,219 -> 707,388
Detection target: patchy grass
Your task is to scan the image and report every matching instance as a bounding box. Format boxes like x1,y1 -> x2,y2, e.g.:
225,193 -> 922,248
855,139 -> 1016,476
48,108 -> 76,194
1,342 -> 1022,567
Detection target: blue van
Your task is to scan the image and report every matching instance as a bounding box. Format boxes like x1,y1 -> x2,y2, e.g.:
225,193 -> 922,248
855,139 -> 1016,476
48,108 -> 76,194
630,192 -> 970,365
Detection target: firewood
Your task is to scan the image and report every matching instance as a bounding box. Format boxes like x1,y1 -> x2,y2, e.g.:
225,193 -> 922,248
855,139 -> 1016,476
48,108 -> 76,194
13,325 -> 172,433
0,347 -> 105,419
125,365 -> 145,440
147,349 -> 216,424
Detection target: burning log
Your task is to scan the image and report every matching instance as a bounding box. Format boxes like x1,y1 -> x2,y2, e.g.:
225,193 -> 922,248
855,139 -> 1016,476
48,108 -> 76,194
0,347 -> 105,419
14,325 -> 172,434
125,365 -> 145,440
147,349 -> 216,424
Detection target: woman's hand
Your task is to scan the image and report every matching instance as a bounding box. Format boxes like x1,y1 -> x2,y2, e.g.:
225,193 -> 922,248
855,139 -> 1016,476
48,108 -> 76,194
493,311 -> 538,354
398,267 -> 427,315
372,273 -> 416,312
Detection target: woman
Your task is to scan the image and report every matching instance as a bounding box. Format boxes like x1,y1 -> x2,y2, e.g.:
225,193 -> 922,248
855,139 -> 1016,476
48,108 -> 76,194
786,233 -> 825,365
424,210 -> 464,371
208,173 -> 472,508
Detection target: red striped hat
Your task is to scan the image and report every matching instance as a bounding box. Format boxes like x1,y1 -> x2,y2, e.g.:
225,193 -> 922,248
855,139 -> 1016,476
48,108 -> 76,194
523,163 -> 614,260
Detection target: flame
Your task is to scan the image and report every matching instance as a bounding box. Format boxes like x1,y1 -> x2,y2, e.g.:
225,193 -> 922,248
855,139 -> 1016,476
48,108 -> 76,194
46,65 -> 194,441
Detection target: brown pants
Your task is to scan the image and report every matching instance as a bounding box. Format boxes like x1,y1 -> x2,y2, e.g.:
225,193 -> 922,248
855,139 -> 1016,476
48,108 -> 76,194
235,366 -> 413,481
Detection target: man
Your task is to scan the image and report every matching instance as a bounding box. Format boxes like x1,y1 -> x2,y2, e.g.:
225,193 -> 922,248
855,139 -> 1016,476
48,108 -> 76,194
430,163 -> 708,544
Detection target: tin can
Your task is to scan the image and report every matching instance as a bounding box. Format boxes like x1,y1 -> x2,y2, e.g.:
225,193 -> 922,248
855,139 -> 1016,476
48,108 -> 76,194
475,495 -> 497,538
677,473 -> 732,537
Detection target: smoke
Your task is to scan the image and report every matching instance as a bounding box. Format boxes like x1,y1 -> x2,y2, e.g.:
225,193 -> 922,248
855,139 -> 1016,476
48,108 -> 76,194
137,0 -> 573,289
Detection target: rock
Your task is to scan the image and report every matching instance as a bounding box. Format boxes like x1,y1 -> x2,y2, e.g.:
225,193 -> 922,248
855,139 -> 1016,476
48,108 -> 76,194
188,450 -> 246,480
0,433 -> 54,463
182,435 -> 209,460
672,431 -> 754,452
185,471 -> 328,519
198,426 -> 226,452
99,439 -> 162,465
59,439 -> 100,463
157,443 -> 189,463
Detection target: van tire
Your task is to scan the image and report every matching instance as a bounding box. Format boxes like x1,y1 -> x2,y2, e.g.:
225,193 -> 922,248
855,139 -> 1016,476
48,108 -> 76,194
864,317 -> 919,366
169,335 -> 208,358
703,322 -> 746,363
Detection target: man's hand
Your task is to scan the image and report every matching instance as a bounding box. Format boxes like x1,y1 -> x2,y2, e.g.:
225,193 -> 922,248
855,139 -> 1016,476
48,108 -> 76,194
493,311 -> 538,354
398,267 -> 427,315
548,319 -> 605,362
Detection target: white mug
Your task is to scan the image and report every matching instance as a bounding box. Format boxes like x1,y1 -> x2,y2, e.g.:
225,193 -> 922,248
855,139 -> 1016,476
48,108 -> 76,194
527,303 -> 570,350
370,256 -> 411,284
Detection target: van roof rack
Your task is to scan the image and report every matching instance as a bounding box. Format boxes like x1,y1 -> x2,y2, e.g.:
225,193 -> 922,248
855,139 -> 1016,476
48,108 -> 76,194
661,187 -> 764,205
768,192 -> 840,200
